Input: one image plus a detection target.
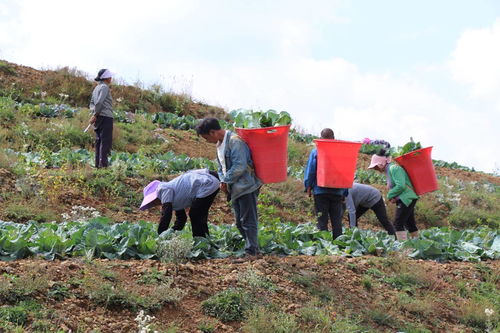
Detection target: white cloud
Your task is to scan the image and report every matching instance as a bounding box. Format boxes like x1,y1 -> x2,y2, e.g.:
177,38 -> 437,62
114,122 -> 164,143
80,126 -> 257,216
160,56 -> 498,172
449,19 -> 500,100
0,1 -> 498,172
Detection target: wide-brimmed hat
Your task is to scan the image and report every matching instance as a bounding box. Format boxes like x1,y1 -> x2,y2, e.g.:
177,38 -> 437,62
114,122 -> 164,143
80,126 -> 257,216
139,180 -> 161,210
368,154 -> 390,169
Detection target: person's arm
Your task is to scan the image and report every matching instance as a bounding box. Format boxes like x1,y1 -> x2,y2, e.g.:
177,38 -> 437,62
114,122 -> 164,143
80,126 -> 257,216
172,209 -> 187,231
387,166 -> 407,199
158,202 -> 173,235
222,138 -> 249,184
345,191 -> 357,227
303,150 -> 316,195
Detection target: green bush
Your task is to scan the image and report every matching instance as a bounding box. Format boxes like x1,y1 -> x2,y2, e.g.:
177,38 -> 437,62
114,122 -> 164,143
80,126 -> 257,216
202,288 -> 249,322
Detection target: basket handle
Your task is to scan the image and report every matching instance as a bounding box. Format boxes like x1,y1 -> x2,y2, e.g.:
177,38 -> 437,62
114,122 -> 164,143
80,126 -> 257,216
266,129 -> 277,134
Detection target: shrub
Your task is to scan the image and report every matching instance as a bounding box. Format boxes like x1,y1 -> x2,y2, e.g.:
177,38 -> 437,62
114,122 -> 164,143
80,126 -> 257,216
202,288 -> 249,322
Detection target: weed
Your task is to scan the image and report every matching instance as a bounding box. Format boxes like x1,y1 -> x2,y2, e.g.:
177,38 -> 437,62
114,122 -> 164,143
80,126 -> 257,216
316,254 -> 333,265
400,325 -> 432,333
47,282 -> 71,301
0,61 -> 17,76
242,306 -> 299,333
290,272 -> 333,303
198,319 -> 218,333
138,268 -> 168,285
135,310 -> 157,333
4,201 -> 57,223
298,303 -> 332,330
331,315 -> 368,333
0,273 -> 49,303
366,308 -> 396,327
397,293 -> 434,317
238,268 -> 278,293
156,233 -> 193,265
361,275 -> 373,291
290,272 -> 315,288
0,305 -> 28,325
365,267 -> 383,278
346,262 -> 358,272
460,300 -> 498,331
82,274 -> 185,311
202,288 -> 249,322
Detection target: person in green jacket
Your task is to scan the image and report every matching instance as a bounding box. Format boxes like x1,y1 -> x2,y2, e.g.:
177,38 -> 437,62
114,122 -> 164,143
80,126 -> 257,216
368,150 -> 419,240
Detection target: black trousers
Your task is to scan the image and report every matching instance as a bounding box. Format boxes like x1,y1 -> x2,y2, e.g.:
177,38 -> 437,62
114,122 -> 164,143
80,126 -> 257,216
353,197 -> 396,235
394,199 -> 418,232
314,193 -> 343,240
94,116 -> 113,168
171,189 -> 220,237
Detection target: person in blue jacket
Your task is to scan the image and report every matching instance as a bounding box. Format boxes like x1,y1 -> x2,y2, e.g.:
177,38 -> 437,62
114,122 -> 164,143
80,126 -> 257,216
304,128 -> 347,239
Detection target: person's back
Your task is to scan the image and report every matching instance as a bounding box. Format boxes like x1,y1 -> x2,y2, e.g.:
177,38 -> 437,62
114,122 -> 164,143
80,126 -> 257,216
158,169 -> 220,210
348,183 -> 381,209
304,128 -> 346,239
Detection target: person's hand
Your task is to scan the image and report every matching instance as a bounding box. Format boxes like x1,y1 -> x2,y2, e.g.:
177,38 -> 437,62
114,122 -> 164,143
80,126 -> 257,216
220,182 -> 228,193
89,115 -> 97,125
306,187 -> 312,198
389,198 -> 397,204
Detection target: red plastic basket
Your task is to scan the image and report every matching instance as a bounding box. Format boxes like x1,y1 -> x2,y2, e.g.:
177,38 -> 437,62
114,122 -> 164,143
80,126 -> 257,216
236,125 -> 290,184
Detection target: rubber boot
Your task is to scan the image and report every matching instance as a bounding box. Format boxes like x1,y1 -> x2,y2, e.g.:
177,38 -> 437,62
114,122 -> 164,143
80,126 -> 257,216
395,231 -> 408,241
410,231 -> 419,239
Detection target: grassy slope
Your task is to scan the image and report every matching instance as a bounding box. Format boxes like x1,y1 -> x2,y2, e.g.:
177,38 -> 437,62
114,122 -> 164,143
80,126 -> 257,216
0,60 -> 499,332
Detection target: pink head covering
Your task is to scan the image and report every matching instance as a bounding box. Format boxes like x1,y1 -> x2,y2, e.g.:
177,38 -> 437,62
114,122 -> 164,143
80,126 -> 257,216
368,154 -> 391,170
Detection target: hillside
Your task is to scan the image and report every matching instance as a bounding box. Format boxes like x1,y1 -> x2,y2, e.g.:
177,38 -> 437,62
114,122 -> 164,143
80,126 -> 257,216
0,60 -> 499,332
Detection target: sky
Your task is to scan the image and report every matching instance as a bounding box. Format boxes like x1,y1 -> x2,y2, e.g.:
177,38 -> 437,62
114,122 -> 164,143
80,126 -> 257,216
0,0 -> 499,173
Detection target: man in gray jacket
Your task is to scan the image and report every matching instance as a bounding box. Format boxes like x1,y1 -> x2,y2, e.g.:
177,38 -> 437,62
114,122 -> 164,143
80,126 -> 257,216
345,183 -> 395,235
196,118 -> 262,256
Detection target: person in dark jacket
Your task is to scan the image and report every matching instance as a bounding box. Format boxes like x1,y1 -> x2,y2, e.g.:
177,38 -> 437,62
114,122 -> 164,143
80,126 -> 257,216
89,69 -> 114,168
196,118 -> 262,256
304,128 -> 347,240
